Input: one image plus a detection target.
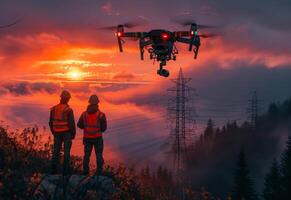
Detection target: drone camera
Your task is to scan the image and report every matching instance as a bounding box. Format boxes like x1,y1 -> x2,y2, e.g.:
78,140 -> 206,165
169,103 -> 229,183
157,69 -> 170,77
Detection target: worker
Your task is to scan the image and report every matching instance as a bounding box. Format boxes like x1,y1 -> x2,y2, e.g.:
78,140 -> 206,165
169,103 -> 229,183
49,90 -> 76,175
77,94 -> 107,175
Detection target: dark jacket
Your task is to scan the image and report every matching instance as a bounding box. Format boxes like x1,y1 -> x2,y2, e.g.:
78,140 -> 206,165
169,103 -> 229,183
49,103 -> 76,139
77,104 -> 107,133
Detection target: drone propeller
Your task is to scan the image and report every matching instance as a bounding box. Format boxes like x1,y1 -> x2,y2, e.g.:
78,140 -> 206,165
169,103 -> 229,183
171,18 -> 218,29
97,20 -> 148,30
97,25 -> 117,31
0,19 -> 20,29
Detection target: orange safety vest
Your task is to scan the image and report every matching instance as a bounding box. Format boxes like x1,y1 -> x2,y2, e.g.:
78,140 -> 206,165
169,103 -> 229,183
83,111 -> 104,138
51,104 -> 70,133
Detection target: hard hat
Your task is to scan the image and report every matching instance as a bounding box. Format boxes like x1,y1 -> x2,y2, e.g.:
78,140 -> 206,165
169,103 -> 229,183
89,94 -> 99,104
60,90 -> 71,99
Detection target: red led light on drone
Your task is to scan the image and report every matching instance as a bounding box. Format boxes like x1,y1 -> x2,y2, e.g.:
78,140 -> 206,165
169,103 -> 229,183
162,34 -> 169,39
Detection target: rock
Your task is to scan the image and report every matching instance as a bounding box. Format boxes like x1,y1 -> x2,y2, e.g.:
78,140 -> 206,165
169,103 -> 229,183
32,174 -> 116,200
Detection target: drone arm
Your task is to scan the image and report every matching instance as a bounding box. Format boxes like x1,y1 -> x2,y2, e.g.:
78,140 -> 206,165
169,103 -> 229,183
140,39 -> 144,60
177,37 -> 194,51
123,32 -> 148,38
117,37 -> 123,52
177,37 -> 200,59
176,37 -> 191,44
116,32 -> 147,52
174,31 -> 191,37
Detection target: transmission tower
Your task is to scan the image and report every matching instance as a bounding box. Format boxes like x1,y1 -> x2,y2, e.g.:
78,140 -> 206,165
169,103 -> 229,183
167,68 -> 197,197
247,91 -> 259,129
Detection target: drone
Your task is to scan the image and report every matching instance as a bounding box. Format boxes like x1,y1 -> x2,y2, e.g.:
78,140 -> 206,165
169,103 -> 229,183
98,20 -> 217,77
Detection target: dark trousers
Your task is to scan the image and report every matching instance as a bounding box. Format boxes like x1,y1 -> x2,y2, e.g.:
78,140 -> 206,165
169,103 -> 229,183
83,137 -> 104,174
51,132 -> 72,174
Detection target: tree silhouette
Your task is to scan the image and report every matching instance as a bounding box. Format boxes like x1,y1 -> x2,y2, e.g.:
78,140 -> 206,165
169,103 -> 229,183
280,136 -> 291,199
204,119 -> 214,140
0,148 -> 4,170
232,148 -> 257,200
262,159 -> 281,200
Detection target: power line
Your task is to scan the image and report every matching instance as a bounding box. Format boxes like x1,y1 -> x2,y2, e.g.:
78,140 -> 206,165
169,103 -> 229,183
75,114 -> 166,139
101,98 -> 167,112
107,135 -> 168,152
124,138 -> 169,155
75,134 -> 171,157
106,116 -> 166,136
107,110 -> 165,123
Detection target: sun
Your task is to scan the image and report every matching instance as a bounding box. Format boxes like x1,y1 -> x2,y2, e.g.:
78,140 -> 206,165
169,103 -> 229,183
67,70 -> 83,80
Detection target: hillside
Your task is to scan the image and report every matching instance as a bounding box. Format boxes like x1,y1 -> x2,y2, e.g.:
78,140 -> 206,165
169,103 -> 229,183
0,126 -> 144,200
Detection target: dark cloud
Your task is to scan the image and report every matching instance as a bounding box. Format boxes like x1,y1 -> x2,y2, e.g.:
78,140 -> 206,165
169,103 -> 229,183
0,81 -> 60,96
2,104 -> 49,125
206,0 -> 291,31
0,80 -> 149,98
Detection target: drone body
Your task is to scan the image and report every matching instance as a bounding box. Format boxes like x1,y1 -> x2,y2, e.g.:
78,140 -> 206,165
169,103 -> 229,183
99,21 -> 217,77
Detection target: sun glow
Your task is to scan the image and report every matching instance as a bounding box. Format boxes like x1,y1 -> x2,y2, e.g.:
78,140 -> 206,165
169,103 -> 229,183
67,70 -> 85,80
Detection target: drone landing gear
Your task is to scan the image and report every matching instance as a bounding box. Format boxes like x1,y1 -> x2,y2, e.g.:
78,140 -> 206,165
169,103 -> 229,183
157,62 -> 169,77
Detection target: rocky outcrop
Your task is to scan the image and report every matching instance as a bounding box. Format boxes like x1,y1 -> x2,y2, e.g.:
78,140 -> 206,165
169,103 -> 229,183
32,174 -> 116,200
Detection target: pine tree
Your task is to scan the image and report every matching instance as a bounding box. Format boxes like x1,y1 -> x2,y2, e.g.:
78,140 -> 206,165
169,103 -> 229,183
232,148 -> 257,200
204,119 -> 214,140
262,159 -> 281,200
280,136 -> 291,199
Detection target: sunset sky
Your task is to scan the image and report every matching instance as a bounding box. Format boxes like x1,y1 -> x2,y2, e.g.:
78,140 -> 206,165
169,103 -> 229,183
0,0 -> 291,167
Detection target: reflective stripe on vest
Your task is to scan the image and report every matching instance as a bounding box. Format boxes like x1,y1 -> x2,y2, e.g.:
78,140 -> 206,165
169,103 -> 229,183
83,111 -> 103,138
51,104 -> 70,133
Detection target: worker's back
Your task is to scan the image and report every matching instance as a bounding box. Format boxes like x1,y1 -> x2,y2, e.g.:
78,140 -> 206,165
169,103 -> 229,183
49,90 -> 76,175
77,94 -> 107,175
